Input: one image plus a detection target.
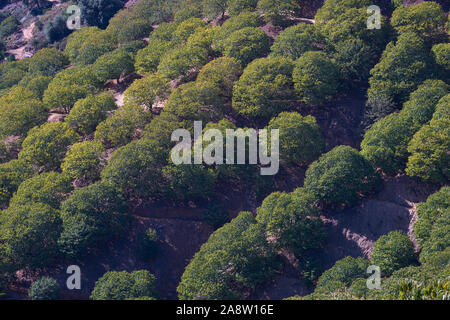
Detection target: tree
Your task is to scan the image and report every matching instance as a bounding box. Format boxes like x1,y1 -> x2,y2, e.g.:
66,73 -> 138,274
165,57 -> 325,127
58,182 -> 128,259
91,270 -> 158,300
0,98 -> 47,137
256,188 -> 324,255
203,0 -> 228,20
157,45 -> 209,81
101,138 -> 166,199
61,141 -> 105,181
123,74 -> 171,111
222,27 -> 270,66
74,30 -> 116,65
0,15 -> 19,40
162,164 -> 216,204
265,112 -> 324,165
9,172 -> 72,209
228,0 -> 258,16
304,146 -> 381,206
65,93 -> 117,136
164,81 -> 226,123
414,187 -> 449,251
0,159 -> 34,207
19,122 -> 79,171
432,43 -> 450,82
174,5 -> 203,24
0,60 -> 29,90
406,118 -> 449,183
370,231 -> 417,276
293,51 -> 340,107
173,17 -> 208,43
367,32 -> 434,105
0,203 -> 61,268
361,80 -> 449,175
178,211 -> 276,300
92,48 -> 134,83
232,57 -> 295,121
77,0 -> 125,29
29,277 -> 60,300
28,48 -> 69,77
197,57 -> 243,98
270,23 -> 323,61
64,27 -> 103,63
391,2 -> 446,40
212,12 -> 259,51
134,38 -> 176,74
257,0 -> 302,26
43,66 -> 101,112
94,105 -> 152,148
316,256 -> 370,289
17,75 -> 52,99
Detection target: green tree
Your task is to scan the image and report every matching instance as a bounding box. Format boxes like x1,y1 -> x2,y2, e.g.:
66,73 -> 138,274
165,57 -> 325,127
92,49 -> 134,83
134,38 -> 176,74
0,160 -> 34,207
316,256 -> 370,289
9,172 -> 72,209
203,0 -> 228,19
0,98 -> 47,137
232,57 -> 295,121
197,57 -> 243,98
58,182 -> 128,259
28,48 -> 69,77
19,122 -> 79,171
65,93 -> 117,136
212,12 -> 259,51
123,74 -> 171,111
29,277 -> 60,300
222,27 -> 270,66
61,141 -> 105,181
228,0 -> 258,16
406,117 -> 449,183
91,270 -> 158,300
265,112 -> 324,165
157,45 -> 209,81
367,32 -> 434,105
370,230 -> 417,276
178,211 -> 276,300
74,30 -> 116,65
256,188 -> 324,255
0,203 -> 61,268
172,17 -> 207,43
391,2 -> 446,40
257,0 -> 302,26
414,187 -> 449,251
94,105 -> 152,148
136,228 -> 158,260
101,138 -> 166,199
270,23 -> 323,60
304,146 -> 381,206
293,51 -> 340,106
65,27 -> 103,63
17,75 -> 52,99
164,81 -> 226,123
432,43 -> 450,82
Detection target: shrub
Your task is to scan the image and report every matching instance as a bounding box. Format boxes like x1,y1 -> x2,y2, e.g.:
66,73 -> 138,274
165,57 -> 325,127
29,277 -> 60,300
91,270 -> 158,300
136,228 -> 158,260
316,256 -> 370,289
28,48 -> 69,77
77,0 -> 125,29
